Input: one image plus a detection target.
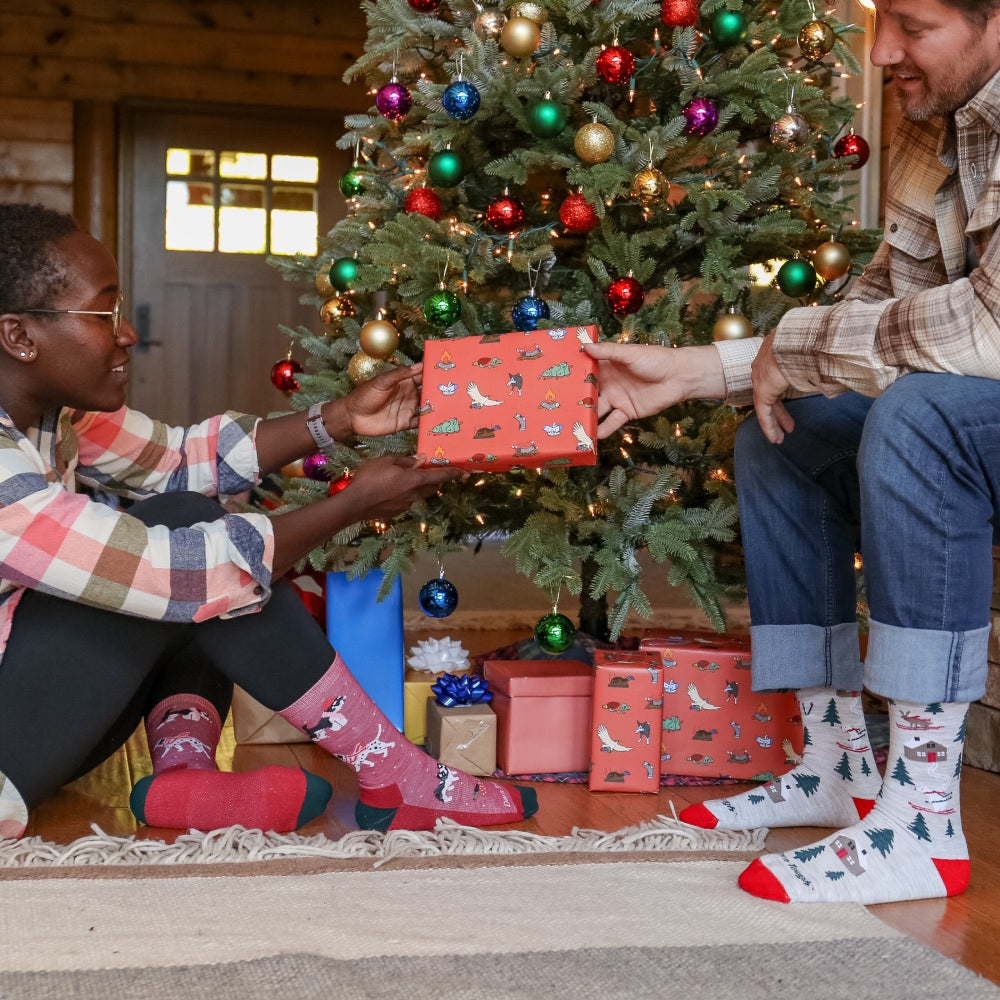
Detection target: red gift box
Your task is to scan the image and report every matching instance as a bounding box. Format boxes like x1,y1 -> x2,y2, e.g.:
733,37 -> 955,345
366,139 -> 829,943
417,326 -> 600,472
589,650 -> 663,792
483,660 -> 593,774
639,630 -> 804,780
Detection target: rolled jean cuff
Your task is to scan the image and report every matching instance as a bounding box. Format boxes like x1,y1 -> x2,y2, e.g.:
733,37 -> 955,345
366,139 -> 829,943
865,617 -> 990,704
749,622 -> 862,692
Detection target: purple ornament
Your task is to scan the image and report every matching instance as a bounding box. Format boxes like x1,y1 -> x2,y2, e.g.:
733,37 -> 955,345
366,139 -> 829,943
682,97 -> 719,137
376,81 -> 413,121
302,451 -> 331,481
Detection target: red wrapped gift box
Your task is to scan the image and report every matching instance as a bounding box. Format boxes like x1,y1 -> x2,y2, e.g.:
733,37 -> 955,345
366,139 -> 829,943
639,630 -> 804,780
483,659 -> 593,774
417,326 -> 600,472
589,650 -> 663,792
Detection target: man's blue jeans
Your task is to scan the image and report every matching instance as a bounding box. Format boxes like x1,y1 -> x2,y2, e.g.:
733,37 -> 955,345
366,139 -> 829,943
736,372 -> 1000,704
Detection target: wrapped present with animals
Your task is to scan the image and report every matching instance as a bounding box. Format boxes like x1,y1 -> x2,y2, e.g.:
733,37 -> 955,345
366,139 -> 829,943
589,650 -> 663,792
639,630 -> 805,780
416,326 -> 600,472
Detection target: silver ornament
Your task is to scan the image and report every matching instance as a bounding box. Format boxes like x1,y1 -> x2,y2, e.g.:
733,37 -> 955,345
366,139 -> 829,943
770,106 -> 810,149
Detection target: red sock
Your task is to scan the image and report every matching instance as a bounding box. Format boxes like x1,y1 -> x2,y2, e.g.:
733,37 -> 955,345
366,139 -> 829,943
280,654 -> 537,831
130,766 -> 331,833
131,694 -> 331,832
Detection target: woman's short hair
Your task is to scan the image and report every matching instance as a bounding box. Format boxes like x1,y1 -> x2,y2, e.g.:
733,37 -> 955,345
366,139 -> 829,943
0,204 -> 80,315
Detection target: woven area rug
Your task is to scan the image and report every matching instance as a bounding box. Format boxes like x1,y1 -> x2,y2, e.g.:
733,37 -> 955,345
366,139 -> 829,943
0,820 -> 997,999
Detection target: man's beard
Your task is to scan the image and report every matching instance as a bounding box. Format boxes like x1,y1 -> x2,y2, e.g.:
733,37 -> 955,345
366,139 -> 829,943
896,54 -> 994,120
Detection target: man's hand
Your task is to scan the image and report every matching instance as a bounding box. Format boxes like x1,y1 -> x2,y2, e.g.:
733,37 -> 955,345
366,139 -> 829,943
751,333 -> 794,444
583,342 -> 726,438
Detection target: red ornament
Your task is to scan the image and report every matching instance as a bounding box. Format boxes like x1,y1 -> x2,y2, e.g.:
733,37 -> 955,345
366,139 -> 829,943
408,0 -> 441,10
328,472 -> 352,495
606,275 -> 645,315
404,187 -> 443,220
486,193 -> 525,233
661,0 -> 699,27
270,357 -> 302,392
833,131 -> 871,170
596,45 -> 636,85
559,192 -> 600,233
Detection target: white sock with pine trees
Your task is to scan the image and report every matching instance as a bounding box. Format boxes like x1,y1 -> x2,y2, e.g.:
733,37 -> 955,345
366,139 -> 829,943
0,770 -> 29,839
738,698 -> 970,904
679,687 -> 881,830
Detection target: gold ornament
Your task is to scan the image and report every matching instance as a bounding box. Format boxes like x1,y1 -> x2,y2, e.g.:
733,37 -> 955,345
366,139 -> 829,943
574,121 -> 615,163
320,294 -> 356,328
770,106 -> 811,149
347,350 -> 393,384
510,1 -> 545,22
812,240 -> 852,281
712,309 -> 754,341
358,319 -> 400,360
632,166 -> 667,204
798,18 -> 836,60
315,267 -> 334,297
500,15 -> 541,57
474,7 -> 506,38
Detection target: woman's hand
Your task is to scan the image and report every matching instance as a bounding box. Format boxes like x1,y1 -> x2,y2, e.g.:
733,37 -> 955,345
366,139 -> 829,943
346,452 -> 463,521
343,363 -> 424,438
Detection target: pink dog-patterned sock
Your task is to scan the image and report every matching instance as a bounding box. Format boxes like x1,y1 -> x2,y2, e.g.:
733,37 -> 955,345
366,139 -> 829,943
130,694 -> 330,832
280,654 -> 537,831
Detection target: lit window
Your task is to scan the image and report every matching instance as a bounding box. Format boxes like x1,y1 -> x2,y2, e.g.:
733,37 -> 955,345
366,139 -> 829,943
163,149 -> 319,256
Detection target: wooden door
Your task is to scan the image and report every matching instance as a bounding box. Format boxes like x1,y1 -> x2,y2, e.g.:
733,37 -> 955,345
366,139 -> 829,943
120,102 -> 349,426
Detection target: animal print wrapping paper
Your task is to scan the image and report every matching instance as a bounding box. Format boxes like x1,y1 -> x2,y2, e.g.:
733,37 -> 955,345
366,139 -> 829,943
416,326 -> 600,472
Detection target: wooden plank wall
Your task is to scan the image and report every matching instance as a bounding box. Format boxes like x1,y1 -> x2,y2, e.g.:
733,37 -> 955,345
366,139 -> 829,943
0,0 -> 369,210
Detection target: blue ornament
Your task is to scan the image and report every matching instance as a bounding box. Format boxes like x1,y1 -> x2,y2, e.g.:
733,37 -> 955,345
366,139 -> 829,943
511,294 -> 550,331
418,576 -> 459,618
442,79 -> 481,121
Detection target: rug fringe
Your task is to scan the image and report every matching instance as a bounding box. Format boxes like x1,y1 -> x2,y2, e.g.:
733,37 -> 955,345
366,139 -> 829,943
0,814 -> 766,868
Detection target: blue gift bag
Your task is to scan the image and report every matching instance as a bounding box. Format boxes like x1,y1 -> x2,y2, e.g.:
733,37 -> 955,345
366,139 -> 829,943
326,570 -> 405,732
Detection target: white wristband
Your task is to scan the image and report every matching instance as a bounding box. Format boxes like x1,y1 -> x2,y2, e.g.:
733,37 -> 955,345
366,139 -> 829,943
305,402 -> 337,459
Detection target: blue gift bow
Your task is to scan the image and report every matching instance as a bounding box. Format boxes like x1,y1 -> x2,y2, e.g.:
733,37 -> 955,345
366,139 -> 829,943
431,672 -> 493,707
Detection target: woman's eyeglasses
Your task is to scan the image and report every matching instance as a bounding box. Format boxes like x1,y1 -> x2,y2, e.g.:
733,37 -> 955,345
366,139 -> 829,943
17,289 -> 125,340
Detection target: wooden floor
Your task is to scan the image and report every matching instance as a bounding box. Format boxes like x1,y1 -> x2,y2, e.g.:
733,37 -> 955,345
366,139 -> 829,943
25,625 -> 1000,989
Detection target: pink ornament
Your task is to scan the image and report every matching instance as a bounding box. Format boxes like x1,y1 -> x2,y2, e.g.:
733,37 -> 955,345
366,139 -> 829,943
682,97 -> 719,136
303,452 -> 331,481
596,45 -> 636,85
408,0 -> 441,9
376,81 -> 412,121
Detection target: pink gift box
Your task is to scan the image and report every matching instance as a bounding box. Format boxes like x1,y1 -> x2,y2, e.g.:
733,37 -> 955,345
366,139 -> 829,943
589,650 -> 663,792
639,629 -> 804,780
483,660 -> 594,774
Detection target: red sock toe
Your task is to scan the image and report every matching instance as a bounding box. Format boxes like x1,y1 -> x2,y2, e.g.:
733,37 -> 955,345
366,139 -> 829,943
934,857 -> 971,896
678,802 -> 719,829
738,858 -> 791,902
853,796 -> 877,820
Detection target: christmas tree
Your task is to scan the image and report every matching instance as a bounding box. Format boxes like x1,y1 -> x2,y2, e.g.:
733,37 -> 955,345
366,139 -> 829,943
265,0 -> 880,642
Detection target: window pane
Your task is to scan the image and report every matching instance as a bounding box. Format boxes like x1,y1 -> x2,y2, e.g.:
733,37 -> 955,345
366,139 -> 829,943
219,151 -> 267,179
166,148 -> 215,176
219,184 -> 265,253
165,179 -> 215,251
272,154 -> 319,183
270,186 -> 317,256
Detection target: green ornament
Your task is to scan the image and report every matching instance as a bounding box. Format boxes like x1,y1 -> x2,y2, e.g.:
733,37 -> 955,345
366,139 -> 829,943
428,149 -> 465,187
534,612 -> 576,654
711,9 -> 748,46
527,96 -> 568,138
329,256 -> 359,293
776,258 -> 818,297
339,165 -> 367,198
423,287 -> 462,327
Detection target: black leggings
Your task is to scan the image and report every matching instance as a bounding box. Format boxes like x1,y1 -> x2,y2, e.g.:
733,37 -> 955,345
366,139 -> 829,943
0,492 -> 336,807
